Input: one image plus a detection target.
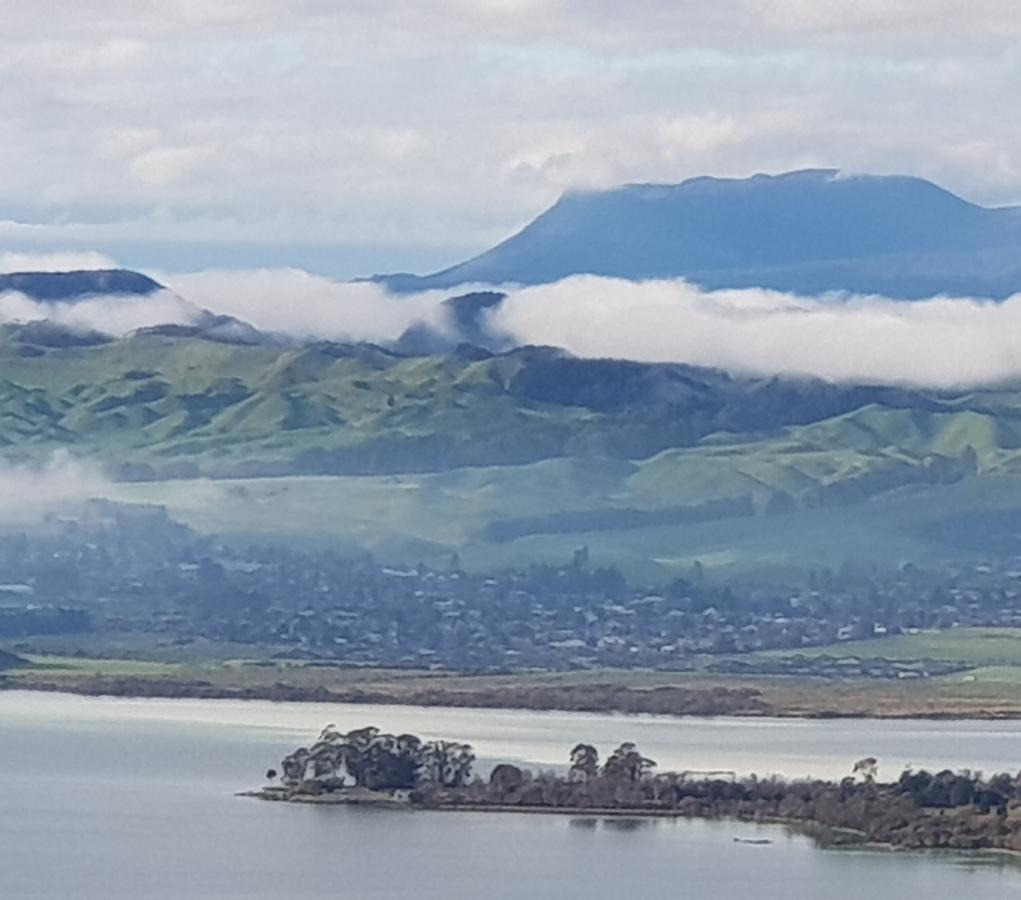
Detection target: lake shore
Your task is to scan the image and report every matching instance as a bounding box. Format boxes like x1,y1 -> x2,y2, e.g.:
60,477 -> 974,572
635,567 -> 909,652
8,670 -> 1021,720
242,783 -> 1021,857
9,694 -> 1021,900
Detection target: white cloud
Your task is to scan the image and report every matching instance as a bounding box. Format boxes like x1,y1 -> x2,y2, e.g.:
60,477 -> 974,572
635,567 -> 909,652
490,276 -> 1021,388
161,268 -> 451,342
0,266 -> 454,344
0,38 -> 149,76
5,260 -> 1021,389
0,289 -> 203,337
128,145 -> 217,187
0,251 -> 119,273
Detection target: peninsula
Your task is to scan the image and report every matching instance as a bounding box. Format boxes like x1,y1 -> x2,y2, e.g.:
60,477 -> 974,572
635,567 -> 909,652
249,725 -> 1021,854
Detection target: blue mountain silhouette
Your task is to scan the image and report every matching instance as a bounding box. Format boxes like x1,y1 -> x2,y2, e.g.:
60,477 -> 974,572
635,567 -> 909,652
380,170 -> 1021,299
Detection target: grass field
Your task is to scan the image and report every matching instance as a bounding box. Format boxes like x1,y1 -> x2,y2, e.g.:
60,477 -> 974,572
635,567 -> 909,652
758,628 -> 1021,667
11,627 -> 1021,719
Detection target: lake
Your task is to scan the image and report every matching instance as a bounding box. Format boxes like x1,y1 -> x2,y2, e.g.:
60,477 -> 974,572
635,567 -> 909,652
2,690 -> 1021,899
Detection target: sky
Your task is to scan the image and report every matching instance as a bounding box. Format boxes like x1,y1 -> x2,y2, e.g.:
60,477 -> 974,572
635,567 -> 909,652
3,0 -> 1021,277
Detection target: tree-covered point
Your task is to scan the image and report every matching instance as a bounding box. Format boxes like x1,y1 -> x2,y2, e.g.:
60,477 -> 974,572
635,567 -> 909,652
264,731 -> 1021,853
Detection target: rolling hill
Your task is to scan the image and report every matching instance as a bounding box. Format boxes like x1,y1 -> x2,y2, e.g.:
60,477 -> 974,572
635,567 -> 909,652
0,322 -> 984,480
7,324 -> 1021,577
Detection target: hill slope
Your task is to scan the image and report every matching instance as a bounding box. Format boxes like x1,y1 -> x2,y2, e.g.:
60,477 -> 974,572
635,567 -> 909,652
9,328 -> 1021,577
381,170 -> 1021,298
0,269 -> 163,301
0,323 -> 981,480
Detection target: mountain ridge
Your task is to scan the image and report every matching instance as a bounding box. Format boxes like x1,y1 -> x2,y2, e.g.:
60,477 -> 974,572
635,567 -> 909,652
378,169 -> 1021,298
0,269 -> 164,301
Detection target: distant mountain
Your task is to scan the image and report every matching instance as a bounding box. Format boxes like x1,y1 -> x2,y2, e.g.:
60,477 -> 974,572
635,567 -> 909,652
0,269 -> 163,301
379,170 -> 1021,299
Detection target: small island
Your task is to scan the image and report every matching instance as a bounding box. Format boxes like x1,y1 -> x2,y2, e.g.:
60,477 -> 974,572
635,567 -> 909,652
249,724 -> 1021,854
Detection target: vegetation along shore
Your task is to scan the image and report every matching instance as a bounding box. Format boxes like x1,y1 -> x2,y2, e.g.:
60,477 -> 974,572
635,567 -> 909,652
249,725 -> 1021,854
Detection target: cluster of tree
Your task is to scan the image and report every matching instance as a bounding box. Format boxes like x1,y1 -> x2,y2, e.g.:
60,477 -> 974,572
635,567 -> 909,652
896,768 -> 1014,813
413,741 -> 1021,852
264,729 -> 1021,852
275,725 -> 475,792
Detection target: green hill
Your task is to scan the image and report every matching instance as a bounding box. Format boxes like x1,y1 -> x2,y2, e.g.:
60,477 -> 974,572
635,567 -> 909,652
0,323 -> 1003,481
10,323 -> 1021,578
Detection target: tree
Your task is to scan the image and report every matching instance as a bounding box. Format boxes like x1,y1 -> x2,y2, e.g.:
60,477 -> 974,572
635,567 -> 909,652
280,748 -> 311,786
420,740 -> 475,788
569,743 -> 600,782
853,757 -> 879,783
489,764 -> 525,800
603,742 -> 656,783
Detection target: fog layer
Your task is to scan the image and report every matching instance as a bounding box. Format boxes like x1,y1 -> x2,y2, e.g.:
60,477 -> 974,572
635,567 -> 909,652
3,265 -> 1021,388
489,276 -> 1021,388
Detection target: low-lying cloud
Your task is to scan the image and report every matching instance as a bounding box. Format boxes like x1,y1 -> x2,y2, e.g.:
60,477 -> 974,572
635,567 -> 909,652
0,251 -> 119,273
7,262 -> 1021,389
489,276 -> 1021,389
0,289 -> 203,337
0,267 -> 454,343
160,268 -> 452,343
0,452 -> 109,525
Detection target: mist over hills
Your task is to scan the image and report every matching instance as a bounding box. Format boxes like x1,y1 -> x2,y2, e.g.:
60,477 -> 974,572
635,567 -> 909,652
6,169 -> 1021,383
380,170 -> 1021,299
5,169 -> 1021,574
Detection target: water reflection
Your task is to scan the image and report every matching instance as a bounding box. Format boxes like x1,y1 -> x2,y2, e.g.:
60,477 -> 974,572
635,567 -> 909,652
569,816 -> 655,833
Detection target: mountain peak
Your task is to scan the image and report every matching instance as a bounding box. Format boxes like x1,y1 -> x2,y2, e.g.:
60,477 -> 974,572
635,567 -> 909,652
378,170 -> 1021,299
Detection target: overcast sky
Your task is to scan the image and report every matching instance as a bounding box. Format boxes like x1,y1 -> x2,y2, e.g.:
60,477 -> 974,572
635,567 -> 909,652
3,1 -> 1020,277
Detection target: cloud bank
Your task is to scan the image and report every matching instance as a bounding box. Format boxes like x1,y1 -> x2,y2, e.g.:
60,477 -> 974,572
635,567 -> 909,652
0,289 -> 203,337
490,276 -> 1021,389
0,251 -> 119,273
0,267 -> 452,344
6,263 -> 1021,389
162,269 -> 451,343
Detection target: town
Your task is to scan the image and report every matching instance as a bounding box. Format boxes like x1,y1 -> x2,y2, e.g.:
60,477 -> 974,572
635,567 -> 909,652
4,500 -> 1021,675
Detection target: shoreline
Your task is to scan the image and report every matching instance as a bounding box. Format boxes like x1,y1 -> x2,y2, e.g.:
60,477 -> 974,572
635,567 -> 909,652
7,678 -> 1021,721
239,789 -> 1021,860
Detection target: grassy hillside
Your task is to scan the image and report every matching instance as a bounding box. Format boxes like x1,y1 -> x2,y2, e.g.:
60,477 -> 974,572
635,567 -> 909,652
4,323 -> 1004,482
11,325 -> 1021,577
106,466 -> 1021,581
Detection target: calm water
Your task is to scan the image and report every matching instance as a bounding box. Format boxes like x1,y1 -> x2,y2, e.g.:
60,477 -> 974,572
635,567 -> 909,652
2,691 -> 1021,899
